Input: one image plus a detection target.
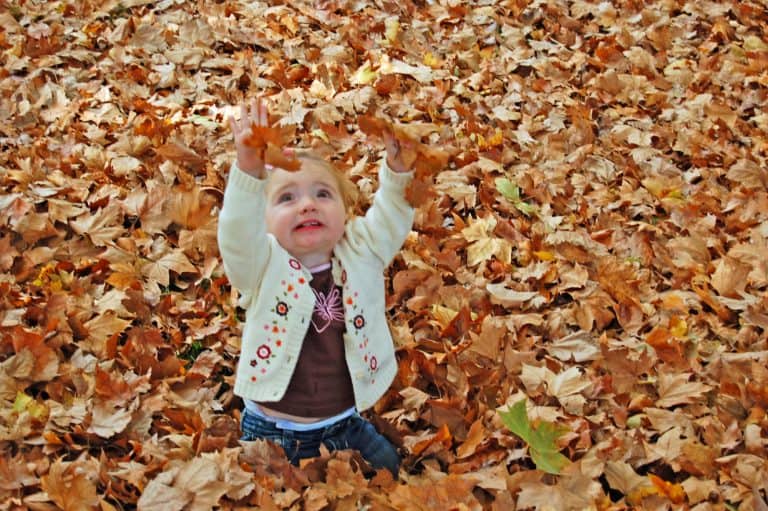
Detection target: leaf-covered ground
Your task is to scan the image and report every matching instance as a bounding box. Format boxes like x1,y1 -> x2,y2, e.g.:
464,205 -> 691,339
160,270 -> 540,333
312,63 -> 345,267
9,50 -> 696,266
2,0 -> 768,509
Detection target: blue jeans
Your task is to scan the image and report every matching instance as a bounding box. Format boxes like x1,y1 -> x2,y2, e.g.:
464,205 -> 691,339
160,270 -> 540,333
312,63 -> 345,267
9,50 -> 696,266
240,408 -> 400,477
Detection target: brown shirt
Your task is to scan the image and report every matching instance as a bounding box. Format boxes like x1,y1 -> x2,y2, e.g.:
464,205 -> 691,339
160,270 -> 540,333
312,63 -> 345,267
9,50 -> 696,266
257,266 -> 355,416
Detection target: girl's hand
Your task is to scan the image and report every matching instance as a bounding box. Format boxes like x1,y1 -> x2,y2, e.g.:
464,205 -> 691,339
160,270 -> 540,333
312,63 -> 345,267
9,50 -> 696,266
383,130 -> 414,173
229,98 -> 269,178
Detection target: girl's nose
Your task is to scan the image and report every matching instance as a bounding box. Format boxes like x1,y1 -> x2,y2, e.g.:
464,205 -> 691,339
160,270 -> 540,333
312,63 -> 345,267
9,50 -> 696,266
299,196 -> 317,212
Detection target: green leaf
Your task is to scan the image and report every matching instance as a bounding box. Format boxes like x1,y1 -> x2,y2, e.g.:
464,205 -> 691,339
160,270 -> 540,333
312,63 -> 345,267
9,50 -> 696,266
514,201 -> 537,217
499,399 -> 571,474
495,177 -> 537,217
13,391 -> 33,414
529,420 -> 571,474
495,177 -> 521,202
189,115 -> 220,129
499,399 -> 530,441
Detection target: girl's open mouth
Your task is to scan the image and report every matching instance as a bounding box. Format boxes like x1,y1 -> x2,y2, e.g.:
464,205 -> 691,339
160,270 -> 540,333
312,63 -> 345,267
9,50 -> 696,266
294,220 -> 323,231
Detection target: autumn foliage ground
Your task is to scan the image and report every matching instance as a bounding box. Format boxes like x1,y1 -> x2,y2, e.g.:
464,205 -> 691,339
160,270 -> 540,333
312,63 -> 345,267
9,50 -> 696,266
2,0 -> 768,510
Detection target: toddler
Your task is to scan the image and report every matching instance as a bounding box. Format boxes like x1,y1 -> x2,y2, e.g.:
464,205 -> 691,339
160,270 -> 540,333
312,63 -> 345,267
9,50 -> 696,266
217,99 -> 414,476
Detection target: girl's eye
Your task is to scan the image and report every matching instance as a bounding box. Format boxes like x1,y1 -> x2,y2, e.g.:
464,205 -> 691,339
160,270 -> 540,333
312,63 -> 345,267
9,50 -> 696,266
317,189 -> 332,198
277,192 -> 293,203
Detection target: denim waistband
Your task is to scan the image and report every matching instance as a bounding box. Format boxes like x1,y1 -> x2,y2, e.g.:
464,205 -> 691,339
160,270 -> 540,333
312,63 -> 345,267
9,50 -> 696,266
241,406 -> 358,438
244,401 -> 356,431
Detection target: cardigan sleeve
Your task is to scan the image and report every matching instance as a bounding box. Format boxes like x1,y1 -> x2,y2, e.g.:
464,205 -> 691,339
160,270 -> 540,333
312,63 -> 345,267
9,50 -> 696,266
217,163 -> 272,304
345,159 -> 415,268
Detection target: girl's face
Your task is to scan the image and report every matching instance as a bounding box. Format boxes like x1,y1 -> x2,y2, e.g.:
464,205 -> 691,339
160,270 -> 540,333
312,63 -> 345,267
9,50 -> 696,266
265,160 -> 347,267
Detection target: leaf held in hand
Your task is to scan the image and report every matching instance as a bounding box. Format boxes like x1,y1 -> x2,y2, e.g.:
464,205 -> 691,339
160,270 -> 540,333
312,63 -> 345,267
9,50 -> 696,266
243,124 -> 301,171
359,114 -> 450,206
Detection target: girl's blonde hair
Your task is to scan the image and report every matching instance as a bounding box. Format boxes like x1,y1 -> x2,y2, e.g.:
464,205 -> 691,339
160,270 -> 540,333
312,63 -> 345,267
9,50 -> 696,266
293,151 -> 359,214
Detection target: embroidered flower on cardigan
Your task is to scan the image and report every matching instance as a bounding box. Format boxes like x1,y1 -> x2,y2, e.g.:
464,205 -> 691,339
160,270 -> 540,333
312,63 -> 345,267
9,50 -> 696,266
256,344 -> 272,359
251,339 -> 279,365
340,270 -> 380,384
275,301 -> 289,316
289,258 -> 301,270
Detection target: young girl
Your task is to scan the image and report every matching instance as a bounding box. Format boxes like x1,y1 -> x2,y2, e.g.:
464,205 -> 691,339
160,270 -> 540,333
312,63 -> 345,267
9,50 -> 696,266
217,99 -> 414,477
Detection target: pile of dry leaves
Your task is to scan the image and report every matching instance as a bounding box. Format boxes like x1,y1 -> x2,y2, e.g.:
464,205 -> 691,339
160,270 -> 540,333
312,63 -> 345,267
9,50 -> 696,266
1,0 -> 767,509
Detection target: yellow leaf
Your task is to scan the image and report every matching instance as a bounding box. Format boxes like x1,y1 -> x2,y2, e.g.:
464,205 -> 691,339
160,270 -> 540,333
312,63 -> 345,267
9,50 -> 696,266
12,392 -> 33,413
431,304 -> 458,328
534,250 -> 555,261
13,392 -> 48,420
423,52 -> 442,69
666,189 -> 684,200
744,35 -> 768,52
384,16 -> 399,44
351,61 -> 378,85
669,316 -> 687,338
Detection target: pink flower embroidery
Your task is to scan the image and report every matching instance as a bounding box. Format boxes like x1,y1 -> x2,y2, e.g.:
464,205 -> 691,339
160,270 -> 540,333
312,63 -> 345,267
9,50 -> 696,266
256,345 -> 272,359
369,356 -> 378,371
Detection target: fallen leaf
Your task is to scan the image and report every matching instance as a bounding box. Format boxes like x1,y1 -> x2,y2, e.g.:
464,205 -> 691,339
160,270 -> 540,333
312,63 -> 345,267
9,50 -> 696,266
40,458 -> 100,511
499,400 -> 571,474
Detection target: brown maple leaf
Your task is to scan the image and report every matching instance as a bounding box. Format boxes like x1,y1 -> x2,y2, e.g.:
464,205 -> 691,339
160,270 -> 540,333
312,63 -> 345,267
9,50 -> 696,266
358,114 -> 451,206
7,326 -> 59,382
40,458 -> 100,511
242,124 -> 301,171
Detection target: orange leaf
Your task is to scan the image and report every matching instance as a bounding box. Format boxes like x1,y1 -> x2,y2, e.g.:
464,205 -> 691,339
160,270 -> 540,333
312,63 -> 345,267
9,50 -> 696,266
357,114 -> 388,138
359,114 -> 450,206
264,144 -> 301,171
456,419 -> 487,459
242,125 -> 301,171
411,423 -> 453,456
645,326 -> 684,364
8,326 -> 59,381
648,474 -> 686,504
243,125 -> 284,148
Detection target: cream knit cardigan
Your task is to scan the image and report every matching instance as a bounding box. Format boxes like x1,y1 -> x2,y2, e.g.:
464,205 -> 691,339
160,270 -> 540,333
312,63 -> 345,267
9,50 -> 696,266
217,160 -> 414,411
